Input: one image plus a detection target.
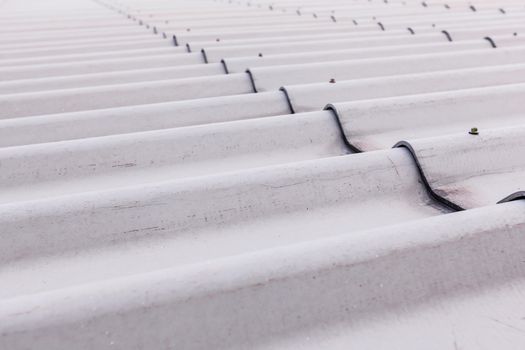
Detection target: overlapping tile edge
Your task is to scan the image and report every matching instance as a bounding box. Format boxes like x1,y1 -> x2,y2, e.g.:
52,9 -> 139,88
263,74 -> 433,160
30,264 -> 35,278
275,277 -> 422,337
0,0 -> 524,349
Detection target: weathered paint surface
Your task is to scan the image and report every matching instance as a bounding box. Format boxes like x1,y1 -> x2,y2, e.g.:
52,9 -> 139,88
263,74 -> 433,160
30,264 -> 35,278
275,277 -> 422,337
1,0 -> 525,348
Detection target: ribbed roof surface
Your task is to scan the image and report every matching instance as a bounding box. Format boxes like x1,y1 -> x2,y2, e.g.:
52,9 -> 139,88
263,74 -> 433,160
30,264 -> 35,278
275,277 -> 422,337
1,0 -> 524,348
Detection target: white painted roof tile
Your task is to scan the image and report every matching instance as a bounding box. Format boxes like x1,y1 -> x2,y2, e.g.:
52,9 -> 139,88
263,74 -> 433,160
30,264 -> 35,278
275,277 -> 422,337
1,0 -> 525,348
397,125 -> 525,209
283,62 -> 525,112
222,40 -> 499,73
171,23 -> 383,45
328,82 -> 525,151
0,73 -> 254,118
202,32 -> 451,62
0,91 -> 290,146
2,199 -> 524,348
0,148 -> 444,296
0,52 -> 203,80
0,45 -> 185,66
248,46 -> 525,91
0,111 -> 348,203
0,43 -> 189,63
0,64 -> 224,94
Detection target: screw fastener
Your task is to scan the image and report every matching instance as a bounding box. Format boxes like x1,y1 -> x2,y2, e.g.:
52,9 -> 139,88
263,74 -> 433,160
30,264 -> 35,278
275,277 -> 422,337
469,127 -> 479,135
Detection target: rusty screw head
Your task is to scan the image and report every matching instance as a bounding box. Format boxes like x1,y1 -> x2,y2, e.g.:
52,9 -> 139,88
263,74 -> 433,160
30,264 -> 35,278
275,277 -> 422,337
469,127 -> 479,135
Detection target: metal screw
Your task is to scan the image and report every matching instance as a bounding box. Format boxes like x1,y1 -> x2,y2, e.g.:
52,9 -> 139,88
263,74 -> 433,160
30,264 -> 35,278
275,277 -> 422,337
329,78 -> 336,83
469,127 -> 479,135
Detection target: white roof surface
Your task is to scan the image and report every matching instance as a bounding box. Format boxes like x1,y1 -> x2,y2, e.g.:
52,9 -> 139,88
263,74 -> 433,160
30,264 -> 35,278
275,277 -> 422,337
0,0 -> 524,349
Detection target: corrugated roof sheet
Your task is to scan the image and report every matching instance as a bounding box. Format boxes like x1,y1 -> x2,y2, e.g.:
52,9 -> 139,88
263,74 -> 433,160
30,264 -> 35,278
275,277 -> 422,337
0,0 -> 524,348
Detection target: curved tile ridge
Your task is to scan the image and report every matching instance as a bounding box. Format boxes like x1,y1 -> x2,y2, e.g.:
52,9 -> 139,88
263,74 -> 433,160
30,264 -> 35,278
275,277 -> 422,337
0,53 -> 211,81
202,32 -> 447,63
222,40 -> 491,73
172,23 -> 385,47
248,46 -> 525,92
0,111 -> 348,203
0,64 -> 225,94
190,26 -> 418,50
394,125 -> 525,210
0,149 -> 444,294
0,91 -> 291,148
499,191 -> 525,203
0,45 -> 183,67
282,62 -> 525,113
325,82 -> 525,152
0,38 -> 177,62
1,200 -> 523,349
0,73 -> 253,119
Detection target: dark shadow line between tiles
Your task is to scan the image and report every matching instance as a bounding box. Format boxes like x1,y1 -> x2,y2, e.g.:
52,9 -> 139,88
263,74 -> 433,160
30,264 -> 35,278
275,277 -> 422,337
278,86 -> 296,114
324,104 -> 458,211
393,140 -> 465,212
245,68 -> 258,92
441,30 -> 452,42
323,104 -> 365,153
200,48 -> 209,63
498,191 -> 525,203
220,59 -> 230,73
484,36 -> 497,48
